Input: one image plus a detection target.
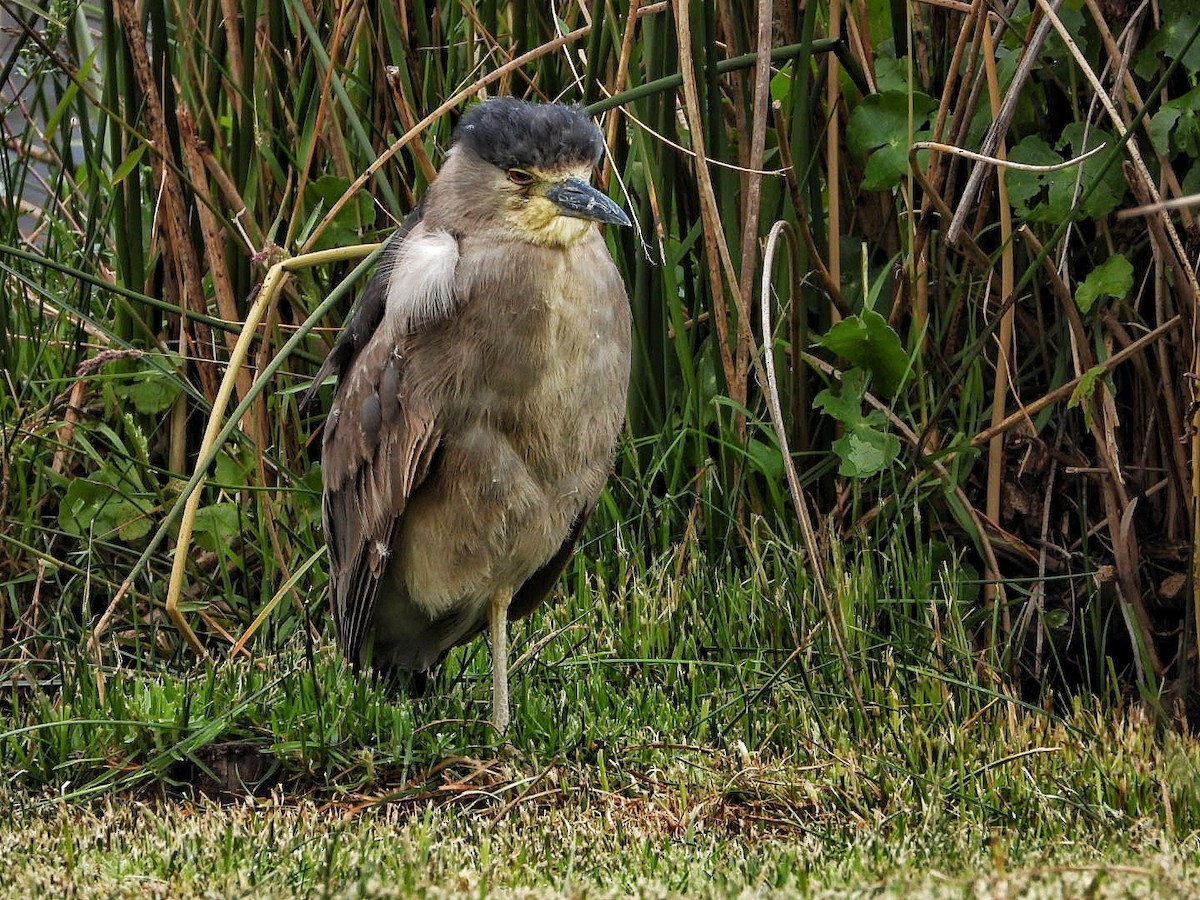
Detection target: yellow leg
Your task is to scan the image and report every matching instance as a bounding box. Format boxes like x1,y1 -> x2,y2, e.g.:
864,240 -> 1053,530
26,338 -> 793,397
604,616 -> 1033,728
489,588 -> 513,733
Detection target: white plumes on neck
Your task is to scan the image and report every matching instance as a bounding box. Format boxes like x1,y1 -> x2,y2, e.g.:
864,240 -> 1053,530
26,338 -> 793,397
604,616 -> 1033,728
383,228 -> 460,332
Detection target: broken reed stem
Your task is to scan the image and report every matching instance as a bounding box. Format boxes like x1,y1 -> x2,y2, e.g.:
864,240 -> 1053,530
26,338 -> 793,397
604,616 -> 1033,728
969,315 -> 1183,449
825,0 -> 842,322
947,0 -> 1062,245
760,220 -> 867,724
673,1 -> 742,409
980,23 -> 1013,640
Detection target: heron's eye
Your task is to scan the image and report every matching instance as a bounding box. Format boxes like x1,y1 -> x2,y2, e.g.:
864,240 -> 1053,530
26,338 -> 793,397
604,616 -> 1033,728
506,169 -> 534,186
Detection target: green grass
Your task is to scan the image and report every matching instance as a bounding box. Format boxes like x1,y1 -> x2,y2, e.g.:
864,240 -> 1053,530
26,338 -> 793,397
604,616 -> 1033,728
2,532 -> 1198,895
2,785 -> 1195,898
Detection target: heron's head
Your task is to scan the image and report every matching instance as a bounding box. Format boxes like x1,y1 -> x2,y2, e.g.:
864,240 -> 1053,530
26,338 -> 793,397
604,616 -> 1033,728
431,98 -> 630,247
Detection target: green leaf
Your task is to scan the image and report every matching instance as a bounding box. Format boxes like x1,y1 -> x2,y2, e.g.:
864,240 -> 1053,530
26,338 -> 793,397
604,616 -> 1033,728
192,503 -> 241,553
214,447 -> 254,486
1148,86 -> 1200,156
1006,126 -> 1126,223
745,437 -> 784,482
58,478 -> 151,541
813,369 -> 901,478
846,91 -> 937,191
817,310 -> 910,397
847,92 -> 933,155
1175,112 -> 1200,157
861,147 -> 910,192
1005,136 -> 1062,215
114,371 -> 180,415
111,144 -> 147,185
1069,364 -> 1107,409
1054,124 -> 1126,220
813,368 -> 871,428
1075,254 -> 1133,314
874,56 -> 911,95
831,427 -> 901,479
1043,607 -> 1069,630
114,502 -> 153,541
769,64 -> 792,103
812,384 -> 862,425
1184,162 -> 1200,196
109,351 -> 183,415
1149,107 -> 1182,156
303,175 -> 377,251
58,479 -> 110,537
1133,0 -> 1200,79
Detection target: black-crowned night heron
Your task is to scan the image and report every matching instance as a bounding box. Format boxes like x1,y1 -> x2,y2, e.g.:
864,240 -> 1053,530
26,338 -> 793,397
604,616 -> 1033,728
308,98 -> 631,732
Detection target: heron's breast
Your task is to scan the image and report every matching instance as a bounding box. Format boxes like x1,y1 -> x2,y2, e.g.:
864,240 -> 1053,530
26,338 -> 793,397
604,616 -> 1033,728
388,242 -> 629,618
458,241 -> 629,469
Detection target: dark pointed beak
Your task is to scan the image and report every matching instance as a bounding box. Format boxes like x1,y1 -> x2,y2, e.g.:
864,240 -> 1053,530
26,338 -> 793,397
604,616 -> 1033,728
545,177 -> 631,227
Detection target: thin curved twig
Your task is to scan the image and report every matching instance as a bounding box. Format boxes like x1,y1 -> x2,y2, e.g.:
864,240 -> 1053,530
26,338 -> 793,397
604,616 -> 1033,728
759,220 -> 867,722
911,140 -> 1107,172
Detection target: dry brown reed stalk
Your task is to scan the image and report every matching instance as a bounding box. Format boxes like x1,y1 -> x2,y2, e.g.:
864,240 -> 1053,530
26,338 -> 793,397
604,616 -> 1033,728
826,0 -> 843,320
112,0 -> 217,398
176,107 -> 251,413
980,23 -> 1014,639
673,0 -> 741,417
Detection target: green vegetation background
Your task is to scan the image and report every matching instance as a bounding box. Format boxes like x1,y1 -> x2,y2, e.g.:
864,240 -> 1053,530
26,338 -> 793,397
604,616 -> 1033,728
1,1 -> 1198,894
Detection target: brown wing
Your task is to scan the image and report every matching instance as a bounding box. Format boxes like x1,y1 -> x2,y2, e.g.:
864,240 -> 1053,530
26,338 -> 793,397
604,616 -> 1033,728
315,213 -> 455,668
300,199 -> 426,413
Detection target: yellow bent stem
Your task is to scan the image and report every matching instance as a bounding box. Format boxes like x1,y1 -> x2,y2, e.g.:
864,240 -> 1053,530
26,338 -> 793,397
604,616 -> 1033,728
165,244 -> 380,663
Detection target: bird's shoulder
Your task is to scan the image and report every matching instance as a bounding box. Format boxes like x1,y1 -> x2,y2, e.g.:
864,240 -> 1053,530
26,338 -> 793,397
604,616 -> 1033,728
374,224 -> 461,335
301,199 -> 430,409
